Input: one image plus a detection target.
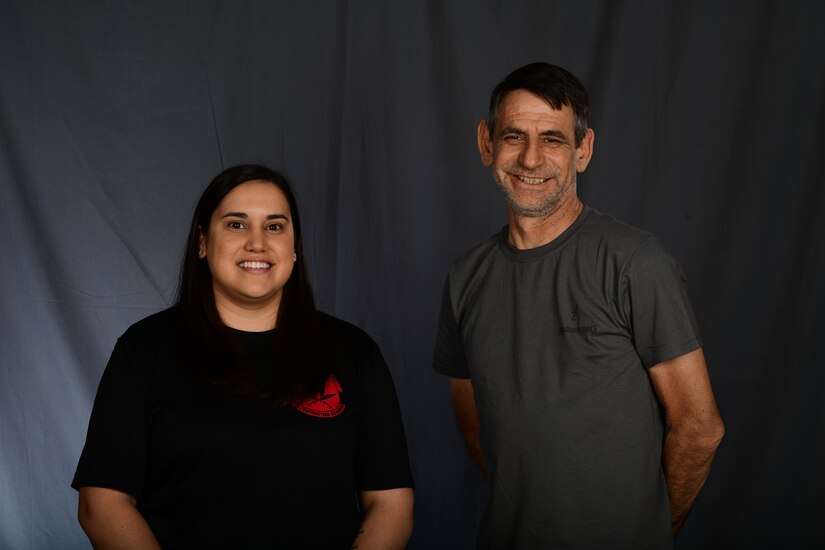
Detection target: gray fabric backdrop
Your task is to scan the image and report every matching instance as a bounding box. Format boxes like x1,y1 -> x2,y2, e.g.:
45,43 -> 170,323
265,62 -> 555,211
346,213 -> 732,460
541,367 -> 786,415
1,1 -> 822,548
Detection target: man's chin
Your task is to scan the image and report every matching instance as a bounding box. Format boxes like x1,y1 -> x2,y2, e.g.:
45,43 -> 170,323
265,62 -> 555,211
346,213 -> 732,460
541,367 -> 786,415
505,195 -> 557,218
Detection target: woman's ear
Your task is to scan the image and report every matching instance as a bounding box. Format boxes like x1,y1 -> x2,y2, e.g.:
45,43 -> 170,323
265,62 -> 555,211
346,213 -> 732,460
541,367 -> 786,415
198,228 -> 206,258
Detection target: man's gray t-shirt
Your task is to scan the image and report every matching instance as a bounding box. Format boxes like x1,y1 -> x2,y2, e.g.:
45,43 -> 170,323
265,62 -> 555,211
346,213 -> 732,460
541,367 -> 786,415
434,206 -> 701,549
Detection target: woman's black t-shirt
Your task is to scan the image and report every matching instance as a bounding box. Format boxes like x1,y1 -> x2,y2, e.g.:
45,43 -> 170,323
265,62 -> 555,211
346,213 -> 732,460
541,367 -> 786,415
72,307 -> 413,549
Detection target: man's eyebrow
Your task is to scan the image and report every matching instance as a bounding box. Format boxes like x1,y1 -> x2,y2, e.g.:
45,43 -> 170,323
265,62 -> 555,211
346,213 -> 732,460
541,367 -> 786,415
498,126 -> 568,140
220,212 -> 289,220
539,129 -> 567,140
499,125 -> 526,135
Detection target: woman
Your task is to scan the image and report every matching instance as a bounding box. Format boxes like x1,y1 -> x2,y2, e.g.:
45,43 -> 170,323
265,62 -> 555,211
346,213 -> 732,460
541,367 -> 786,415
73,164 -> 414,549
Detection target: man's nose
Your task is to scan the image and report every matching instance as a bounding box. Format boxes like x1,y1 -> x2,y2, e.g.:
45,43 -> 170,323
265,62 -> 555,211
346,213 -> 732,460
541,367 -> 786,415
519,139 -> 543,169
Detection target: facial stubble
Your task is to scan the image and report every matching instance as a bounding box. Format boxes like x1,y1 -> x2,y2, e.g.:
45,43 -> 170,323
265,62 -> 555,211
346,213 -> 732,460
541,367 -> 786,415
494,168 -> 577,219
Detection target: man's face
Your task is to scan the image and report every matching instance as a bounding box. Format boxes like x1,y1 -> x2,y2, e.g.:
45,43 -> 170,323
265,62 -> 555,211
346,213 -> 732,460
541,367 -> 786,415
478,89 -> 594,218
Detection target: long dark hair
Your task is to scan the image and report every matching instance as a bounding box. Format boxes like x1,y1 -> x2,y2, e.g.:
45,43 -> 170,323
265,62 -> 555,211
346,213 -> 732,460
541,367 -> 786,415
177,164 -> 334,404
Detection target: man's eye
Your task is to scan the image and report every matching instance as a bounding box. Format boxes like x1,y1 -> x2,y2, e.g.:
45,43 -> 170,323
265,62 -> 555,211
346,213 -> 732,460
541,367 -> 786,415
503,134 -> 523,142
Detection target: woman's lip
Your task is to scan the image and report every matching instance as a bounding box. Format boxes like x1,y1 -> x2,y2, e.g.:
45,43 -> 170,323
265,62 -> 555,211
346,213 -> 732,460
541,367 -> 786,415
238,260 -> 272,269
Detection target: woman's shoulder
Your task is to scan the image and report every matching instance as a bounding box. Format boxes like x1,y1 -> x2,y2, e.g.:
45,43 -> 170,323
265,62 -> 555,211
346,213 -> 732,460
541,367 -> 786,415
315,311 -> 382,361
99,307 -> 186,393
316,311 -> 372,340
314,313 -> 396,396
117,306 -> 184,349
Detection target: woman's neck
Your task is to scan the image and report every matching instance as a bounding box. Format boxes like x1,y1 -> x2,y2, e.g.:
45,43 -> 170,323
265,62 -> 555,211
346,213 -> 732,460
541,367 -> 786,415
213,296 -> 279,332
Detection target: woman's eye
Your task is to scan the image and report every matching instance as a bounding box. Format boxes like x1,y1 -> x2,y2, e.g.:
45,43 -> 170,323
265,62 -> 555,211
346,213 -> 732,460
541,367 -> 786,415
227,221 -> 245,230
267,223 -> 282,232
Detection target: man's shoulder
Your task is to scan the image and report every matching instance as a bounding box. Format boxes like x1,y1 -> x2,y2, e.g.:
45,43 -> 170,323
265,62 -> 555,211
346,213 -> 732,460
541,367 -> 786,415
579,208 -> 672,259
448,227 -> 506,277
580,208 -> 654,243
582,208 -> 683,278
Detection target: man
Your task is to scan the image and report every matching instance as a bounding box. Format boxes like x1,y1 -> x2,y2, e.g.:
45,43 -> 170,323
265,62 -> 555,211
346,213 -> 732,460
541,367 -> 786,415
433,62 -> 724,549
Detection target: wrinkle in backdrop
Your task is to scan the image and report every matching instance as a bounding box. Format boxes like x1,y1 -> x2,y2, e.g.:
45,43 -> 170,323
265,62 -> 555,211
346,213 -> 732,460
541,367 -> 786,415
1,1 -> 823,548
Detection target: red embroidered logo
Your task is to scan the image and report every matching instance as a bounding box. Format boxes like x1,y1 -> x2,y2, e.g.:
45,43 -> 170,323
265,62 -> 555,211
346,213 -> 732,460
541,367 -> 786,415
294,376 -> 345,418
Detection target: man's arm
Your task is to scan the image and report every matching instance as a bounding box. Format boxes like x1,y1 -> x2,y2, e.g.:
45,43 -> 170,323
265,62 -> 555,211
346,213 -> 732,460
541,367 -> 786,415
351,488 -> 413,549
77,486 -> 161,549
648,347 -> 725,534
448,378 -> 487,477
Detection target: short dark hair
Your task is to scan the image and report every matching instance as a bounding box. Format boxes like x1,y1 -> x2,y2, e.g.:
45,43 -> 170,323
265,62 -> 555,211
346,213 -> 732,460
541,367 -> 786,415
177,164 -> 334,404
487,62 -> 591,146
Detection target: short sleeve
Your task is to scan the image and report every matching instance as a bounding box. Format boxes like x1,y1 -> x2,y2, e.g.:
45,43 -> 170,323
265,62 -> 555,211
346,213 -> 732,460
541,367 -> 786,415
432,277 -> 471,378
621,236 -> 702,368
71,338 -> 149,497
354,345 -> 414,491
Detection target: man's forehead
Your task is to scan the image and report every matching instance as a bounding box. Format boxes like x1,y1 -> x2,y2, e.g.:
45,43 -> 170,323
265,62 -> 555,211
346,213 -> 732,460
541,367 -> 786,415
497,89 -> 574,129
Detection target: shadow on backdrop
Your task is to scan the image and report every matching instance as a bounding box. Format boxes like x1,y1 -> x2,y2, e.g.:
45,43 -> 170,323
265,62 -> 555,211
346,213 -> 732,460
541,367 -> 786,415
0,1 -> 822,548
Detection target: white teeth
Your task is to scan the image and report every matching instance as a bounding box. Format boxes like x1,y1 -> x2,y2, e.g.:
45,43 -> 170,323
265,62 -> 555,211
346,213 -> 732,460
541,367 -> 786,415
518,175 -> 547,184
239,261 -> 271,269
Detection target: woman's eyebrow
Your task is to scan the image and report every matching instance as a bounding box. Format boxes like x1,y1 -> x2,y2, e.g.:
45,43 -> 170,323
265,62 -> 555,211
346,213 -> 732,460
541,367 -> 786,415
220,212 -> 289,220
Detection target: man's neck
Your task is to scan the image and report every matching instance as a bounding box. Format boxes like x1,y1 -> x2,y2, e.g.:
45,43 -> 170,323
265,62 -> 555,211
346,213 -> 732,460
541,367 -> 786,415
506,196 -> 584,250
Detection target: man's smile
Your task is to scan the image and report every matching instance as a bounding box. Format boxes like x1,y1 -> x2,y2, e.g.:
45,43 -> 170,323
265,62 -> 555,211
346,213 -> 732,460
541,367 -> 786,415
514,174 -> 549,184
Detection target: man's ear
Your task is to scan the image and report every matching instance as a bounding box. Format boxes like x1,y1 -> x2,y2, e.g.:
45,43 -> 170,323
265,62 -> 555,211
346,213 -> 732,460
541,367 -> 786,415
575,128 -> 595,172
477,119 -> 493,166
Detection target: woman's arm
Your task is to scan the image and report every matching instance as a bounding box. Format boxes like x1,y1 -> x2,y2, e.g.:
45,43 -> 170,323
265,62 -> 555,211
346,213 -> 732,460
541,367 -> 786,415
78,487 -> 161,550
351,487 -> 413,549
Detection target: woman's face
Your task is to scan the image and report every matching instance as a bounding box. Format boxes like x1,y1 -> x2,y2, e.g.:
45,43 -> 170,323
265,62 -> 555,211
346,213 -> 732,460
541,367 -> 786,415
200,180 -> 295,322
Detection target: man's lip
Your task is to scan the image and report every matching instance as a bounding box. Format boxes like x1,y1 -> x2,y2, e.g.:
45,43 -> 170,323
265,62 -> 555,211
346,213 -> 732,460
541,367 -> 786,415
512,174 -> 549,184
